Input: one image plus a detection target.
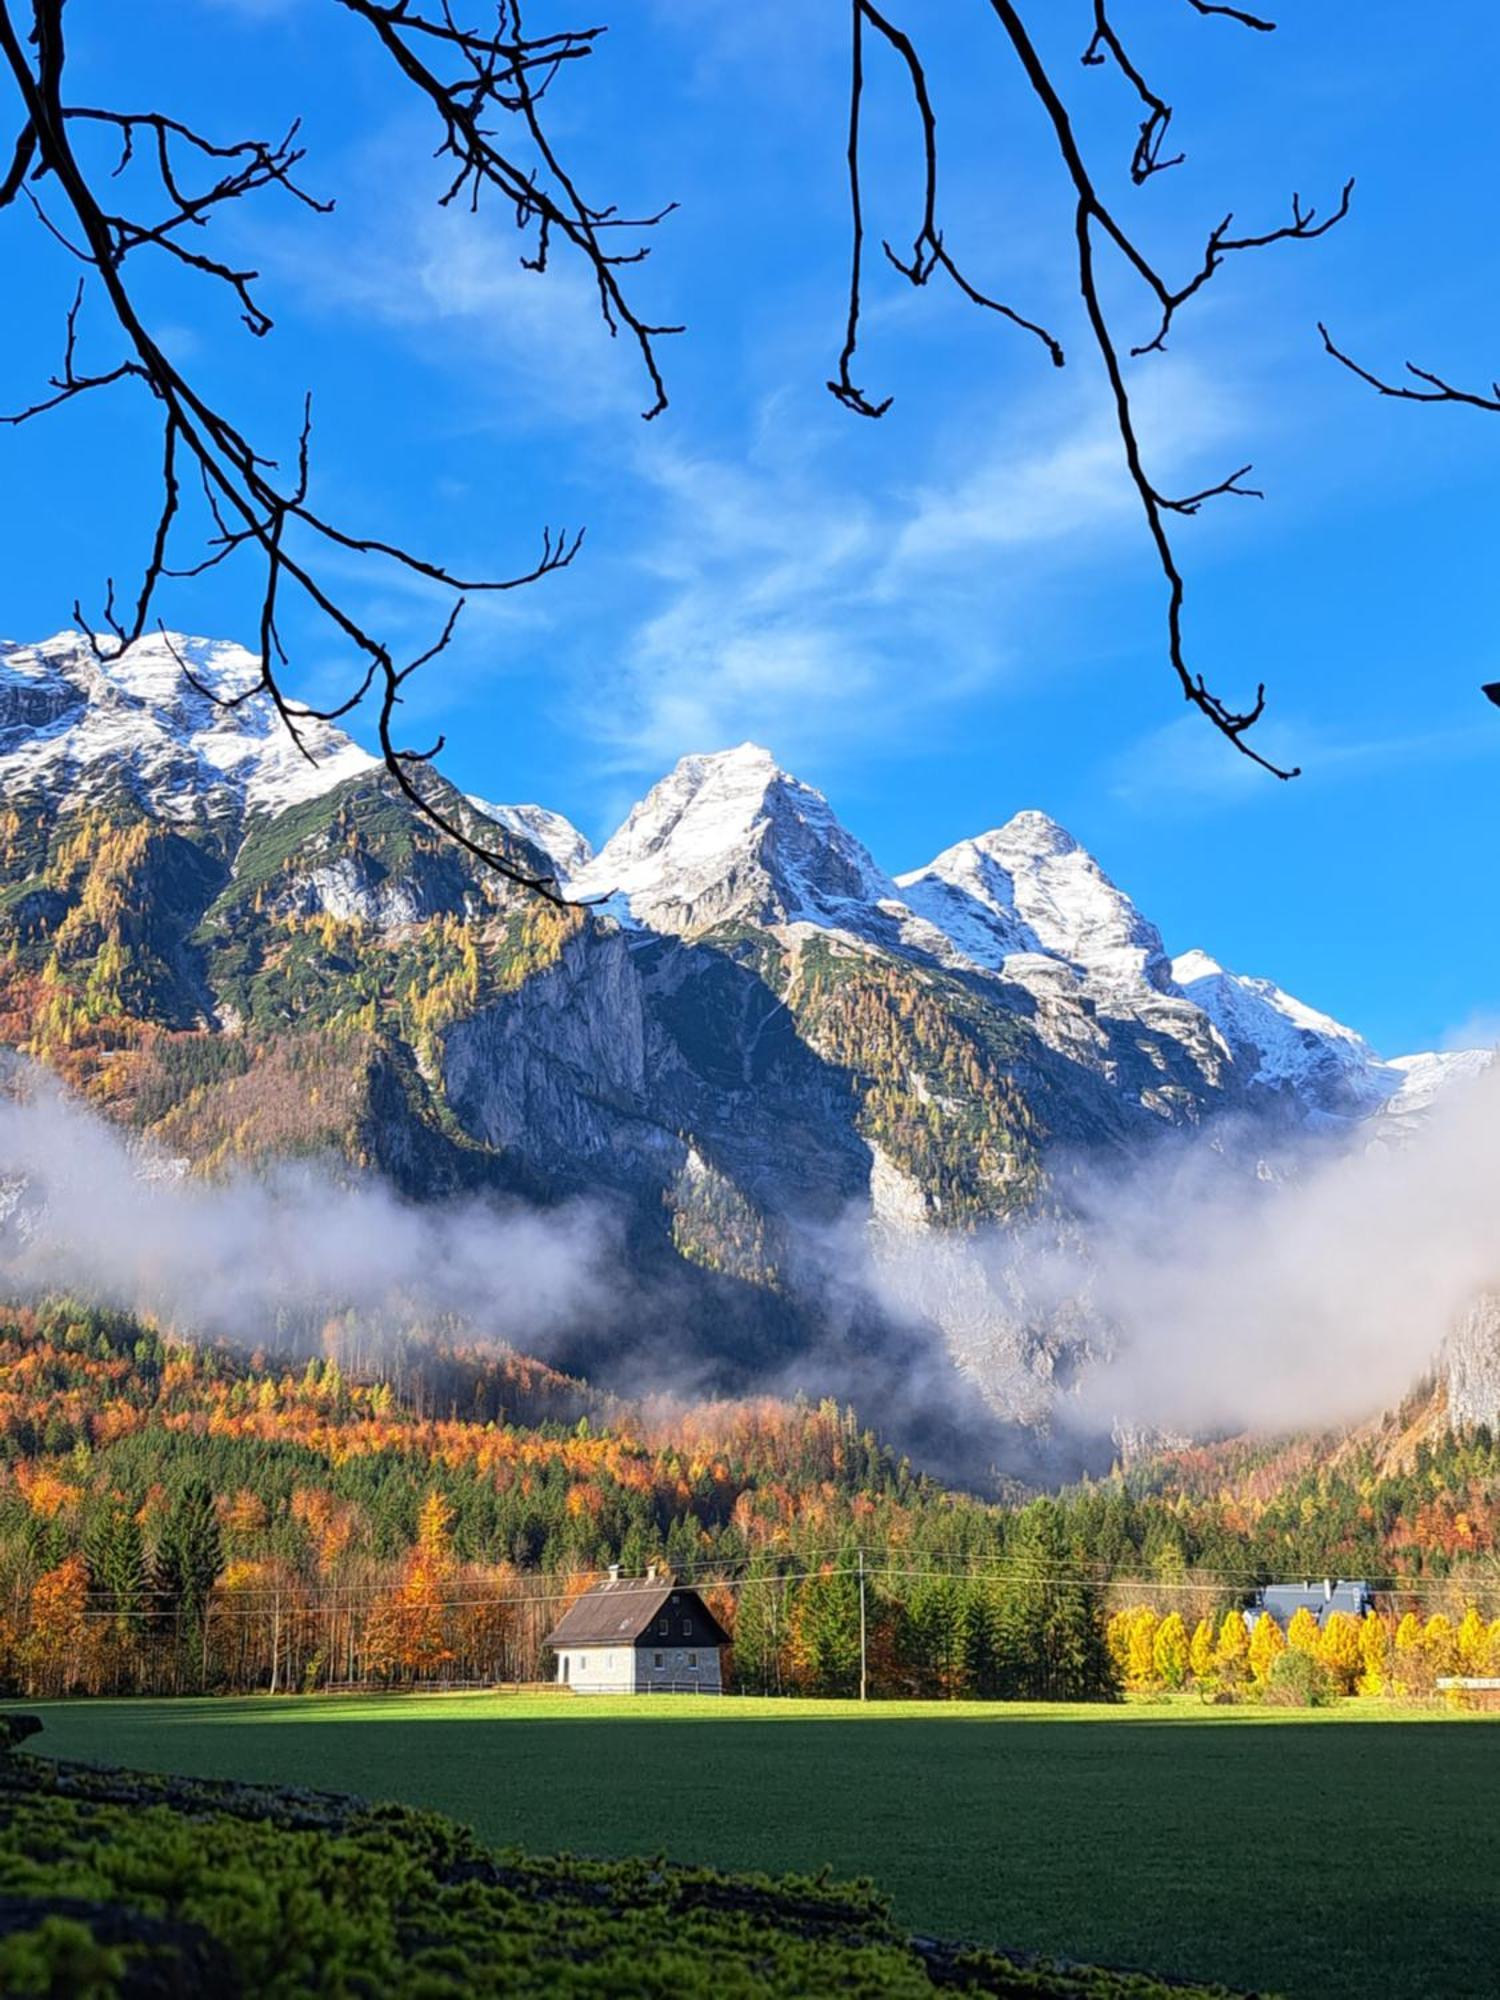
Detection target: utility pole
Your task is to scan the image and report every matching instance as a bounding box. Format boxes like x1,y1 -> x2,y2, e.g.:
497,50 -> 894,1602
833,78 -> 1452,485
858,1547 -> 867,1702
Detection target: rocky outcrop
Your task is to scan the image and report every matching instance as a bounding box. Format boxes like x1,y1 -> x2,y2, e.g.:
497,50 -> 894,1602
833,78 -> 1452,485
1444,1293 -> 1500,1430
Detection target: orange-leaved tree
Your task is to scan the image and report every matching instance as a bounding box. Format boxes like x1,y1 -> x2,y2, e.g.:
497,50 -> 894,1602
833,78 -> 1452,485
362,1489 -> 457,1685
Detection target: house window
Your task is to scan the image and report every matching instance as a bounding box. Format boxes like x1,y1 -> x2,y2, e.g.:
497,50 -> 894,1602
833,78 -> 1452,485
653,1652 -> 664,1669
561,1655 -> 570,1683
684,1618 -> 693,1637
657,1616 -> 668,1635
687,1652 -> 699,1669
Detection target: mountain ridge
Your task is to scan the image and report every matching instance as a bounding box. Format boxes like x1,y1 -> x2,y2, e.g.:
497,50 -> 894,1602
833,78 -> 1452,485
1,629 -> 1494,1477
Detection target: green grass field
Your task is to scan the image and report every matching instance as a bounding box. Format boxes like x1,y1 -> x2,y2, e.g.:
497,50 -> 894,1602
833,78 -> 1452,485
28,1693 -> 1500,1999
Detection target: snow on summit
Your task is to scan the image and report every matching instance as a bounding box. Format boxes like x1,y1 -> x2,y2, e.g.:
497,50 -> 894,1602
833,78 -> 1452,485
0,629 -> 374,822
465,797 -> 593,885
897,810 -> 1171,989
0,634 -> 1487,1133
571,742 -> 897,933
1169,949 -> 1494,1120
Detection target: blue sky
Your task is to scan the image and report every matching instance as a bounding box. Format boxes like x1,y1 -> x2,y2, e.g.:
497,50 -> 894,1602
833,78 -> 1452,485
1,1 -> 1495,1054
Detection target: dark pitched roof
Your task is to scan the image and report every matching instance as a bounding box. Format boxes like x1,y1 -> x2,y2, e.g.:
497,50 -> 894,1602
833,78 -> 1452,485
543,1576 -> 728,1649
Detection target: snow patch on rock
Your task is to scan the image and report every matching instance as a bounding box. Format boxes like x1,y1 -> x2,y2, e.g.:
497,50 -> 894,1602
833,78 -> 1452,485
0,630 -> 374,823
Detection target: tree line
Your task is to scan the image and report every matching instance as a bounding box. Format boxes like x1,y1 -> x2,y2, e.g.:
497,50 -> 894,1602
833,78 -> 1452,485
1106,1600 -> 1500,1706
4,1300 -> 1500,1701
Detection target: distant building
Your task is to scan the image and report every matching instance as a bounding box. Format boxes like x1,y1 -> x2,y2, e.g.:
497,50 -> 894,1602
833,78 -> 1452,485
1245,1578 -> 1374,1632
544,1567 -> 729,1694
1436,1678 -> 1500,1711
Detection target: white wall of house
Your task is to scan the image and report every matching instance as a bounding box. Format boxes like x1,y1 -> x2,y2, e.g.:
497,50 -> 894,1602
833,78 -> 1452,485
554,1646 -> 634,1693
554,1645 -> 723,1693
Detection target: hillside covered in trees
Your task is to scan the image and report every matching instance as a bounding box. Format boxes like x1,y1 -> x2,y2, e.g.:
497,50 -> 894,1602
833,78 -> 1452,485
2,1299 -> 1498,1703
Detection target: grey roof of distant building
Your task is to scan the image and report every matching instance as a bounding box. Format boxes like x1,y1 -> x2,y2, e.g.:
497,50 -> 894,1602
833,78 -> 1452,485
1252,1580 -> 1372,1626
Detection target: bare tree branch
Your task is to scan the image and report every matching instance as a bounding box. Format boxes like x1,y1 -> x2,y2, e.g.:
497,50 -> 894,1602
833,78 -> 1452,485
831,0 -> 1353,780
0,0 -> 677,903
1320,322 -> 1500,415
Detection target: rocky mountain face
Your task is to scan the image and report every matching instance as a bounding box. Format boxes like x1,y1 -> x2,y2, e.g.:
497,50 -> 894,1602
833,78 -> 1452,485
1,630 -> 1494,1476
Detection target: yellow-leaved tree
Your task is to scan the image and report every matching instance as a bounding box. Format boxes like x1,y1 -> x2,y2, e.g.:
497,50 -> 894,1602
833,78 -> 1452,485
1215,1609 -> 1250,1690
1248,1612 -> 1286,1686
1126,1607 -> 1160,1690
1422,1614 -> 1457,1682
1357,1611 -> 1389,1697
1317,1611 -> 1364,1695
1105,1609 -> 1134,1683
1153,1611 -> 1190,1690
1285,1606 -> 1321,1657
1456,1607 -> 1489,1677
1392,1612 -> 1426,1695
1189,1616 -> 1217,1686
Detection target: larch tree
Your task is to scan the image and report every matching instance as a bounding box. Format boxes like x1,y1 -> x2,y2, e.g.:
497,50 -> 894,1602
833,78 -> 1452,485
1455,1606 -> 1489,1677
1392,1612 -> 1426,1696
1214,1609 -> 1249,1689
1315,1611 -> 1364,1696
1247,1611 -> 1285,1687
1125,1605 -> 1159,1689
1421,1614 -> 1457,1682
1152,1611 -> 1190,1691
1188,1615 -> 1217,1687
1357,1611 -> 1389,1698
1284,1606 -> 1321,1658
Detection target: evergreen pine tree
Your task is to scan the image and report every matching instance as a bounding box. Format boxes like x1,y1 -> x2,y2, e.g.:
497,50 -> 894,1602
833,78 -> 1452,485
84,1506 -> 148,1634
151,1479 -> 225,1634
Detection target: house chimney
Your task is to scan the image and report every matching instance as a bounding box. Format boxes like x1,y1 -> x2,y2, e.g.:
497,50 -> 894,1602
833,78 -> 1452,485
607,1563 -> 620,1582
646,1563 -> 658,1582
1324,1578 -> 1334,1602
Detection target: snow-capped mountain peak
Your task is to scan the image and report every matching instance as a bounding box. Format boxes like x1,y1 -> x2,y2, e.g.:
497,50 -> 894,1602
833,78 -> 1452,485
0,629 -> 374,823
897,809 -> 1170,989
1171,949 -> 1397,1117
1170,948 -> 1498,1123
571,743 -> 897,934
465,797 -> 593,885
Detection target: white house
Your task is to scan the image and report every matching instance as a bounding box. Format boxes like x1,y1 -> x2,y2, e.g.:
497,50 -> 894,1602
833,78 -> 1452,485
543,1567 -> 729,1694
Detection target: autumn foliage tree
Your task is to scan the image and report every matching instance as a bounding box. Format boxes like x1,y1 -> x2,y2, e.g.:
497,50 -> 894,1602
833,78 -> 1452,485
1247,1611 -> 1285,1687
363,1490 -> 458,1686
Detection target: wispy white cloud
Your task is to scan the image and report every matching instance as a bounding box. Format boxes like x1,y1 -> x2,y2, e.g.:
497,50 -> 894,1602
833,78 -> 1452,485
590,357 -> 1258,775
268,184 -> 649,426
1440,1009 -> 1500,1054
889,358 -> 1244,573
1111,710 -> 1490,813
586,431 -> 987,773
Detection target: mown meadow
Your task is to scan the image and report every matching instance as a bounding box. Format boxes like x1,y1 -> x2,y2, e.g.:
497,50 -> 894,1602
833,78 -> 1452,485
31,1692 -> 1500,2000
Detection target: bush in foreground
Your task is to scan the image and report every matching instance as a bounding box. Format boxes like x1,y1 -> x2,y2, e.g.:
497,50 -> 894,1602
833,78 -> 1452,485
0,1725 -> 1263,1998
1263,1649 -> 1339,1709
